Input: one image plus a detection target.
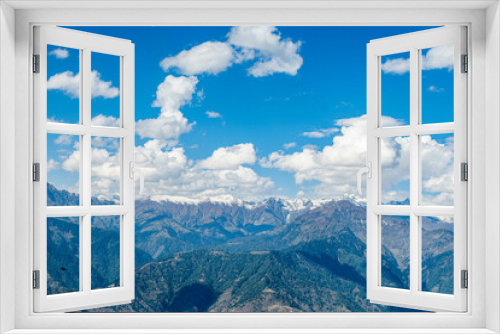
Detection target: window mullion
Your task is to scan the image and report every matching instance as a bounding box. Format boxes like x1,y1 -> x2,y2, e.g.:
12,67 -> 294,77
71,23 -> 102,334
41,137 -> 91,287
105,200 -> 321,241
82,47 -> 92,293
409,47 -> 421,294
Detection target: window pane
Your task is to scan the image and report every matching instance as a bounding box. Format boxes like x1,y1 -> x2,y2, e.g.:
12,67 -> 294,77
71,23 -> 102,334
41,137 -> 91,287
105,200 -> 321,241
47,216 -> 80,295
91,52 -> 121,127
421,216 -> 454,295
381,52 -> 410,126
381,215 -> 410,290
380,137 -> 410,205
421,45 -> 454,124
47,45 -> 80,124
421,134 -> 454,206
91,136 -> 121,204
92,216 -> 121,290
47,133 -> 80,206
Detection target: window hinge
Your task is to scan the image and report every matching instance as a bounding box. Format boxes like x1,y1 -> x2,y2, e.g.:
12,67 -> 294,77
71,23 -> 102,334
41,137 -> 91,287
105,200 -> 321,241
461,54 -> 468,73
33,163 -> 40,182
461,162 -> 468,182
461,270 -> 468,289
33,270 -> 40,289
33,54 -> 40,73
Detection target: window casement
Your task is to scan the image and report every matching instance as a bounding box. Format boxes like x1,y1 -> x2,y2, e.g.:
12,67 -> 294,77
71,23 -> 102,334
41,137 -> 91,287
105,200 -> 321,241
33,26 -> 137,312
363,26 -> 467,312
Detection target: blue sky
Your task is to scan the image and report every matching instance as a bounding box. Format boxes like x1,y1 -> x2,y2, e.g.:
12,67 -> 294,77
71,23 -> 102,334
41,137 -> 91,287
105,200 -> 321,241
46,26 -> 455,205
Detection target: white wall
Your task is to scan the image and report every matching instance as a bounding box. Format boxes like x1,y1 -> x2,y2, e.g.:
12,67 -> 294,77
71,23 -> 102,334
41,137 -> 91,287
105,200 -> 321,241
486,2 -> 500,333
0,2 -> 16,333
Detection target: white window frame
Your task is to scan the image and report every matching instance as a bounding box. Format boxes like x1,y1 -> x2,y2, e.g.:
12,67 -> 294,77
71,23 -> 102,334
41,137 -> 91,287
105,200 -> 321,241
1,2 -> 498,333
32,26 -> 136,313
366,26 -> 467,312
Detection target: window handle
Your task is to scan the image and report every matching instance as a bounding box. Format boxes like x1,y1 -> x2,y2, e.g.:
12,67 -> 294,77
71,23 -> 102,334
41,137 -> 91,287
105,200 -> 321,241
357,161 -> 372,195
129,162 -> 145,195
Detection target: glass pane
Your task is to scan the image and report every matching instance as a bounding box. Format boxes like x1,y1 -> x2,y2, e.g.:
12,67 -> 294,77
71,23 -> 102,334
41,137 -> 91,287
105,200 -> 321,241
91,216 -> 121,290
91,52 -> 121,127
47,45 -> 80,124
421,44 -> 454,124
421,216 -> 454,294
47,133 -> 80,206
380,136 -> 410,205
421,134 -> 454,206
381,52 -> 410,126
47,216 -> 80,295
91,136 -> 121,204
381,215 -> 410,289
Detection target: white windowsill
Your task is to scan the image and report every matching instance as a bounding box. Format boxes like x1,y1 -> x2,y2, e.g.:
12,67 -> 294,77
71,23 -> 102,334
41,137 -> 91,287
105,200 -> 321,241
3,330 -> 498,334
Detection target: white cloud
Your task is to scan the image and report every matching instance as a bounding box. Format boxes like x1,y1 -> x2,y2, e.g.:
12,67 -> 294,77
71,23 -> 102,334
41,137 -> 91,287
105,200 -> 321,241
283,142 -> 296,149
91,114 -> 120,127
197,143 -> 256,170
302,128 -> 338,139
136,75 -> 198,140
49,48 -> 69,59
160,41 -> 235,75
133,140 -> 274,200
381,44 -> 454,75
54,134 -> 73,145
428,85 -> 445,93
47,71 -> 80,98
206,111 -> 222,119
90,71 -> 120,98
91,136 -> 120,150
62,150 -> 79,172
47,70 -> 119,99
60,143 -> 121,200
228,26 -> 303,77
47,159 -> 60,172
420,135 -> 454,206
302,131 -> 324,139
381,58 -> 410,75
302,144 -> 318,151
422,44 -> 454,71
261,115 -> 452,202
158,27 -> 303,78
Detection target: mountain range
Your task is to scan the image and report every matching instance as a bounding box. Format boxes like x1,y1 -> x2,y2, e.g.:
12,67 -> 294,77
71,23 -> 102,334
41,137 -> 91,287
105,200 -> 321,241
46,183 -> 453,312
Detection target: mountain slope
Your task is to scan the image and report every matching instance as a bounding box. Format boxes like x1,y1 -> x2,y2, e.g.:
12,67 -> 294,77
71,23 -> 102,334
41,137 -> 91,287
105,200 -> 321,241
87,230 -> 411,313
46,185 -> 453,311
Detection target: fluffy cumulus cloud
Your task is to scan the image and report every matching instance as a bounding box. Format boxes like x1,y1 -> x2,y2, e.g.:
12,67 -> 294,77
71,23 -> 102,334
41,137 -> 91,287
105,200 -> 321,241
160,27 -> 303,78
381,58 -> 410,75
62,150 -> 80,172
54,134 -> 73,145
421,135 -> 454,205
260,116 -> 372,196
91,115 -> 120,127
206,111 -> 222,119
283,142 -> 296,149
423,44 -> 454,71
261,115 -> 453,203
381,44 -> 454,75
60,142 -> 121,201
47,159 -> 60,172
47,70 -> 119,99
197,143 -> 256,170
49,48 -> 69,59
132,140 -> 274,200
160,41 -> 235,75
228,26 -> 303,77
136,75 -> 198,140
47,71 -> 80,98
302,128 -> 338,139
